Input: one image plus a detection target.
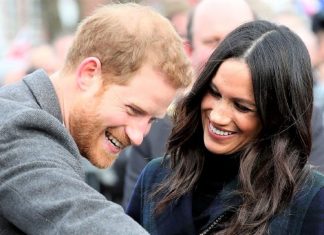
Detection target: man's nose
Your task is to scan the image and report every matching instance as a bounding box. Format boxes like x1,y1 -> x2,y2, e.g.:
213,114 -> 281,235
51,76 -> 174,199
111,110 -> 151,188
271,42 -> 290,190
126,120 -> 151,146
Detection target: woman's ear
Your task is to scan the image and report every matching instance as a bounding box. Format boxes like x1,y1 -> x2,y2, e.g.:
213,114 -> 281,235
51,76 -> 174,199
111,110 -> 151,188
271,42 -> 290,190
75,57 -> 102,90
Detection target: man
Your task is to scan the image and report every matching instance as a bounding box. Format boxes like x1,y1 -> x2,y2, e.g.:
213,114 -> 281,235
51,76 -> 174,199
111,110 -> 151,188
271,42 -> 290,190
120,0 -> 255,209
0,3 -> 192,234
312,9 -> 324,84
187,0 -> 254,75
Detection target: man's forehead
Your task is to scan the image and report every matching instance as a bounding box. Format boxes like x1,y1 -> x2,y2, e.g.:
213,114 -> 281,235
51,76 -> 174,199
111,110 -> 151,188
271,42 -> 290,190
193,0 -> 254,31
130,99 -> 170,119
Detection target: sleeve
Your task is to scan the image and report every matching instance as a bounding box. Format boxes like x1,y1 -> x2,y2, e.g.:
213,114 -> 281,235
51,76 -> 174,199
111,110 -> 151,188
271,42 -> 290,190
122,117 -> 172,208
301,188 -> 324,235
126,158 -> 165,231
126,168 -> 145,224
0,110 -> 148,235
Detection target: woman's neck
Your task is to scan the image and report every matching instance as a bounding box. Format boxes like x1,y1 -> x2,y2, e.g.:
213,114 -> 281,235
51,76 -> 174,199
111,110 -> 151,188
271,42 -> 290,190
200,151 -> 241,182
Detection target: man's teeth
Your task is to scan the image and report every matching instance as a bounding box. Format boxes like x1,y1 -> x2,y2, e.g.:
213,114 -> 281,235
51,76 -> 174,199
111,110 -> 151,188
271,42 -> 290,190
209,124 -> 233,136
107,134 -> 123,148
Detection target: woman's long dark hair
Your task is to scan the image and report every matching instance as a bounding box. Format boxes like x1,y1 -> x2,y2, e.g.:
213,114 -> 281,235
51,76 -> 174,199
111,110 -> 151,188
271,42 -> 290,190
153,20 -> 314,234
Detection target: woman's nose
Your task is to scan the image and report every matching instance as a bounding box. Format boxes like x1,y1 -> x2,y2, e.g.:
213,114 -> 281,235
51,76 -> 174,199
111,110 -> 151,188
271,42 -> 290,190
209,102 -> 232,125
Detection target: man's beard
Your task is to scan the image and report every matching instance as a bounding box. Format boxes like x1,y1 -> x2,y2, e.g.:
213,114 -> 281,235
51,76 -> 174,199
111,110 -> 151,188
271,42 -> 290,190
69,102 -> 117,168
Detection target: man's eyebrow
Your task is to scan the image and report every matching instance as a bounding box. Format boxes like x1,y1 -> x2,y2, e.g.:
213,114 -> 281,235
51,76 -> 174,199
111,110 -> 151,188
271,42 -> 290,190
130,103 -> 166,119
129,103 -> 148,115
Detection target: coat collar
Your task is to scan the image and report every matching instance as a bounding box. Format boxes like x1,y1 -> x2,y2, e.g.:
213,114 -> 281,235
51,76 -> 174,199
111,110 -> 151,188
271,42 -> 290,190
199,178 -> 241,233
22,69 -> 63,123
153,178 -> 241,235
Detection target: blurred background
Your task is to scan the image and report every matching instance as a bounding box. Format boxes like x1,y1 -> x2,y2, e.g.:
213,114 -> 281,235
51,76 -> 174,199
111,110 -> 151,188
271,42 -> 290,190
1,0 -> 323,61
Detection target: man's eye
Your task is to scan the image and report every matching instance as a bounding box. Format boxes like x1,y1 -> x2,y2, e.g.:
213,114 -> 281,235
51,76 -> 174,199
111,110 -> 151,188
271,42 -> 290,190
127,106 -> 140,115
203,38 -> 220,47
149,117 -> 157,124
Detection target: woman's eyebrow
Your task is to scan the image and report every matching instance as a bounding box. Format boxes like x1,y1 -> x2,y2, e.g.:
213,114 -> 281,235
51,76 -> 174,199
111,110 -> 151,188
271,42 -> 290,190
233,97 -> 256,107
210,83 -> 256,107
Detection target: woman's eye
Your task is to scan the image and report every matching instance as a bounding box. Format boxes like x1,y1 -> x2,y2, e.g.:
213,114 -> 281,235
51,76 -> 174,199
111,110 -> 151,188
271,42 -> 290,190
208,86 -> 221,98
235,103 -> 252,113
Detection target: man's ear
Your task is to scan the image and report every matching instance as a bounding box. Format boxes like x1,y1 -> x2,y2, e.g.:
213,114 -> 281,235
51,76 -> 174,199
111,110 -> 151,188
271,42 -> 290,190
183,39 -> 193,57
75,57 -> 102,90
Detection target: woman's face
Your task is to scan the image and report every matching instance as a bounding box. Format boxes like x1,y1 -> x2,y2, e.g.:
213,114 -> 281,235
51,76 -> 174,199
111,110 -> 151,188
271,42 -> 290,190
201,58 -> 262,155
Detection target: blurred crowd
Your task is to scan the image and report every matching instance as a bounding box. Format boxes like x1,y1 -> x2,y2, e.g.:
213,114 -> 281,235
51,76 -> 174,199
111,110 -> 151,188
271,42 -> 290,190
2,0 -> 324,86
1,0 -> 324,207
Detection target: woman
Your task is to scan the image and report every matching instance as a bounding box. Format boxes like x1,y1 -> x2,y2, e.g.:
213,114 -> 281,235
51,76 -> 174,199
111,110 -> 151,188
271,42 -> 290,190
127,20 -> 324,235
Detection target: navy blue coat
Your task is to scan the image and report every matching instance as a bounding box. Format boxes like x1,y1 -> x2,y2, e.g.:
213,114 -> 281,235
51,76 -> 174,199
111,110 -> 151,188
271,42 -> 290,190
127,157 -> 324,235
